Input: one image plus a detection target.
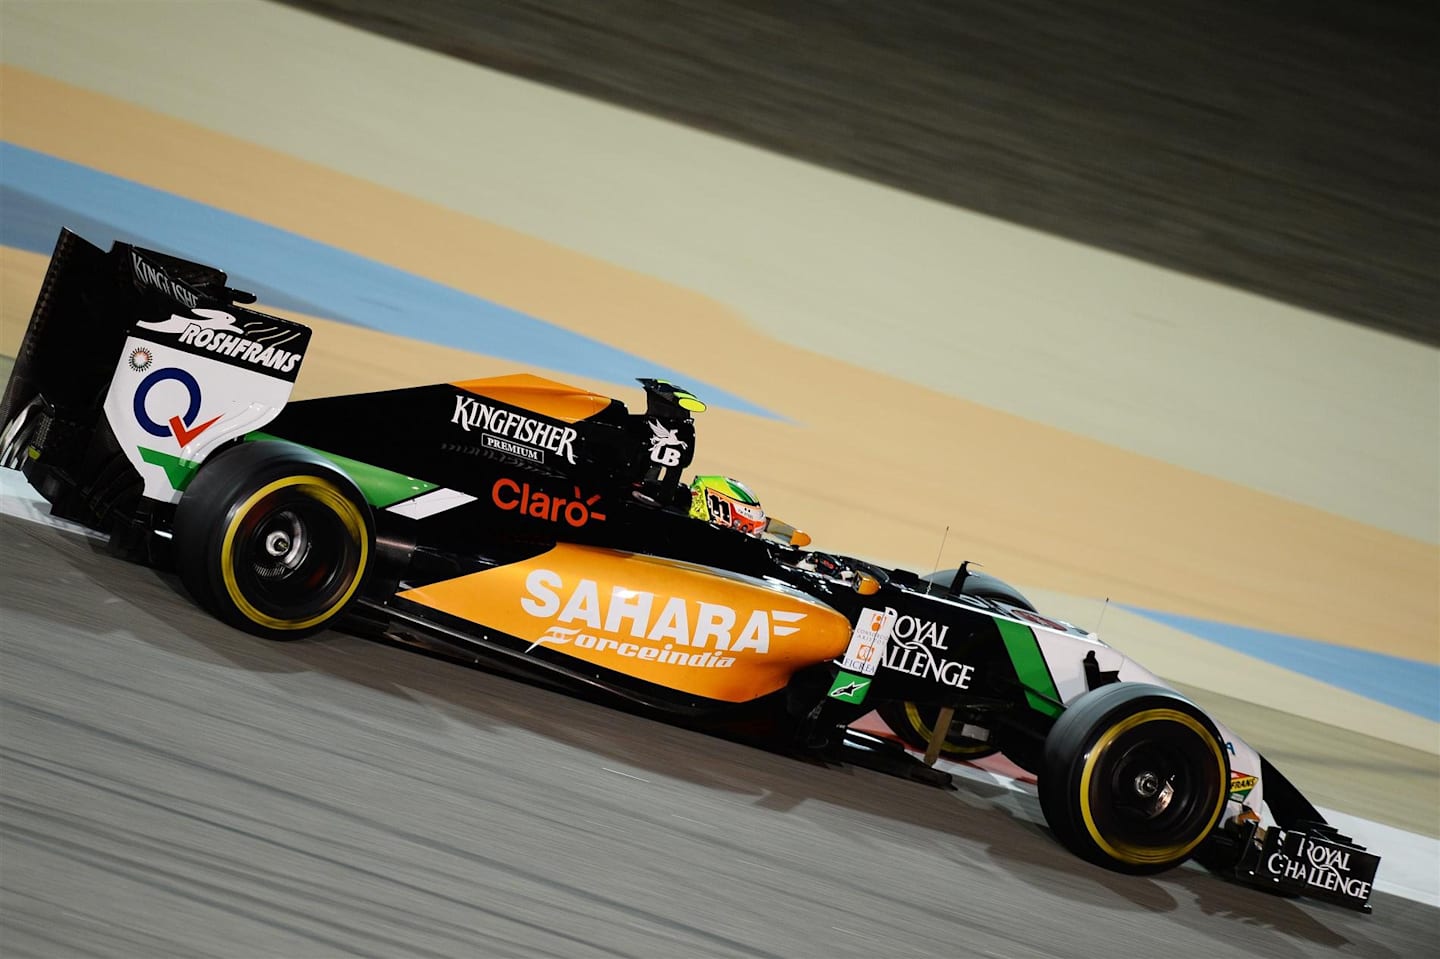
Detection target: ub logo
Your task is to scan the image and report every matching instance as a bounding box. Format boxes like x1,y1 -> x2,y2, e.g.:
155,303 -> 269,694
647,420 -> 688,467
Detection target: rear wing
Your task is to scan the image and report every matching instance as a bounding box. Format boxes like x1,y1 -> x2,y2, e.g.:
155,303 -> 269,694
1,229 -> 311,532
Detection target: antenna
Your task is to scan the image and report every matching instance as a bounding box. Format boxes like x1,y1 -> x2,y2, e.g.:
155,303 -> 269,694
944,559 -> 973,598
1094,597 -> 1111,636
925,526 -> 950,594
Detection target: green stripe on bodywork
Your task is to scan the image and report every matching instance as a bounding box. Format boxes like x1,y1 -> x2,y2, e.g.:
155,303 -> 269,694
246,433 -> 437,508
994,618 -> 1065,718
139,447 -> 200,491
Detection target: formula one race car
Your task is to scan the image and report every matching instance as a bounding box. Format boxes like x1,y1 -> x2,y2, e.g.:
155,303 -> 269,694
0,231 -> 1381,911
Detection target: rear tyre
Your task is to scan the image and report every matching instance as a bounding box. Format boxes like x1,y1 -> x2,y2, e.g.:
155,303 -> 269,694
173,441 -> 373,639
1038,682 -> 1229,874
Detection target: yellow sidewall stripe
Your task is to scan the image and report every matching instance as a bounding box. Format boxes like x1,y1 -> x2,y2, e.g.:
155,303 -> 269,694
1078,707 -> 1227,865
219,476 -> 370,631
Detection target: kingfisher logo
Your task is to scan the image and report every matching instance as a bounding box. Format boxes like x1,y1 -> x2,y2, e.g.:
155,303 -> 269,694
452,395 -> 578,465
133,368 -> 221,448
131,253 -> 200,309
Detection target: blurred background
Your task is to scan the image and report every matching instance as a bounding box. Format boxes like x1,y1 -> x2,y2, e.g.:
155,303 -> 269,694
2,1 -> 1436,954
283,0 -> 1440,346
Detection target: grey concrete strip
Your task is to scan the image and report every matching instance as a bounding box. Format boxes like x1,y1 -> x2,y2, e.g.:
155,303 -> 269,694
2,515 -> 1436,956
3,1 -> 1436,542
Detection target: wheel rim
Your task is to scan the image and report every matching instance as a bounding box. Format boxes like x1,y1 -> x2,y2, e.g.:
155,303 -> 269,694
1078,708 -> 1226,865
221,477 -> 368,630
902,702 -> 995,758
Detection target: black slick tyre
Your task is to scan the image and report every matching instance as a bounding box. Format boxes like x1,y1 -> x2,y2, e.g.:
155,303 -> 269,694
1038,682 -> 1229,874
173,440 -> 373,640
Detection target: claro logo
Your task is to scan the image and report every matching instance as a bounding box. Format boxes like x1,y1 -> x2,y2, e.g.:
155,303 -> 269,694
492,478 -> 606,527
520,570 -> 805,655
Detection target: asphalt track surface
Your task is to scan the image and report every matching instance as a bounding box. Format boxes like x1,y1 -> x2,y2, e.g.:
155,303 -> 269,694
1,5 -> 1436,957
282,0 -> 1440,346
2,515 -> 1436,957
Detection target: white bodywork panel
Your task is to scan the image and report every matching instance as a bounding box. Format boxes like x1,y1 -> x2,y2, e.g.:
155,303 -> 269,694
102,327 -> 300,503
991,600 -> 1267,824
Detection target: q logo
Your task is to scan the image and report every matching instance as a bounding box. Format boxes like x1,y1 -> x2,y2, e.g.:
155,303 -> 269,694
133,368 -> 221,447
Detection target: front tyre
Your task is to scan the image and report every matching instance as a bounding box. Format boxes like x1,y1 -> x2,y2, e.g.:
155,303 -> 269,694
1038,683 -> 1228,874
173,441 -> 373,639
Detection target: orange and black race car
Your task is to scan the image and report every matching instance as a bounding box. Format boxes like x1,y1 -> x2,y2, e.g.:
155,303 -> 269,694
0,231 -> 1381,911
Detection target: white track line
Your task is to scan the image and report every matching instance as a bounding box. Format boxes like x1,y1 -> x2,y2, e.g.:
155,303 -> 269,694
0,467 -> 104,540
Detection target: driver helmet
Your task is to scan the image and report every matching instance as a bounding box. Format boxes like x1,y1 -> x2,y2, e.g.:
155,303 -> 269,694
689,475 -> 766,535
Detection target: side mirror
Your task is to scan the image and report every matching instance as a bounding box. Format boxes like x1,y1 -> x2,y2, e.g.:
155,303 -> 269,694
763,517 -> 811,547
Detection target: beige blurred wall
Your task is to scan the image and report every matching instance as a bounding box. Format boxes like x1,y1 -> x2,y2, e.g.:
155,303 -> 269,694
4,0 -> 1436,545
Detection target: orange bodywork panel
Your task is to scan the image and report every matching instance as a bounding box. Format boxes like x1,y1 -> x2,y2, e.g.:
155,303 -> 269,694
397,544 -> 854,702
451,373 -> 614,423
